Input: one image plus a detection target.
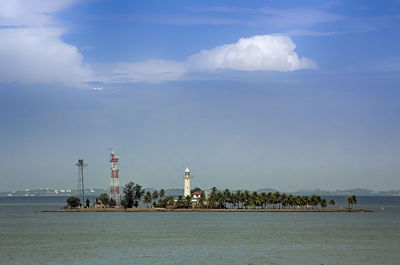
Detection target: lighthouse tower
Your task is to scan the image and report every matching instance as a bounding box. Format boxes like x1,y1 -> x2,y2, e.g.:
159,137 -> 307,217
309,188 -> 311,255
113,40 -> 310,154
184,168 -> 191,197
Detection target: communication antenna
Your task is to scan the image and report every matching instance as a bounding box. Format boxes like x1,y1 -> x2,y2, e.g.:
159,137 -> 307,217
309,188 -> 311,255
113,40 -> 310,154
75,159 -> 87,206
109,149 -> 121,207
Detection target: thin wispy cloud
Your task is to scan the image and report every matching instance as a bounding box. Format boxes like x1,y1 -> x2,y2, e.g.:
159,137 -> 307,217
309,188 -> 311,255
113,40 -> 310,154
95,60 -> 187,84
187,5 -> 343,29
93,5 -> 344,30
187,5 -> 399,36
255,7 -> 343,27
129,14 -> 242,26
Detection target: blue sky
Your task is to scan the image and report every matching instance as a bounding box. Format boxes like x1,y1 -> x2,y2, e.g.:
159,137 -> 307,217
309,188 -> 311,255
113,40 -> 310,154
0,0 -> 400,192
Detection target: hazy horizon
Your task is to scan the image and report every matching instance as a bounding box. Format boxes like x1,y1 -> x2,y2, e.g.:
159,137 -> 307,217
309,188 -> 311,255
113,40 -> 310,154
2,185 -> 399,194
1,1 -> 400,192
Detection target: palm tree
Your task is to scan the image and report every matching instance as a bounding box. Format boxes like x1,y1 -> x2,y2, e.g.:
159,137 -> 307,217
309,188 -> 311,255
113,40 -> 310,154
272,192 -> 281,209
176,195 -> 185,208
252,191 -> 259,209
133,184 -> 145,207
321,198 -> 327,208
198,191 -> 206,208
287,195 -> 295,209
152,190 -> 159,205
266,192 -> 273,209
216,191 -> 225,208
280,193 -> 288,209
166,196 -> 175,207
144,191 -> 152,208
310,195 -> 320,209
351,195 -> 357,208
208,187 -> 218,208
346,196 -> 352,208
159,189 -> 165,200
242,190 -> 251,209
235,190 -> 242,209
293,195 -> 300,209
223,189 -> 231,208
231,192 -> 238,209
185,195 -> 192,208
260,192 -> 267,209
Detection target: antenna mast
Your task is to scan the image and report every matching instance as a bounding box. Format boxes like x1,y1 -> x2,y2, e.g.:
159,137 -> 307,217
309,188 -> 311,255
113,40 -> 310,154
109,149 -> 121,207
75,159 -> 87,206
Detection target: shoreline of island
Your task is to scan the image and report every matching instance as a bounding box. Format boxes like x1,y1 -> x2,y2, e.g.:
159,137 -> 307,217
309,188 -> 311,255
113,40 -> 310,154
42,208 -> 373,213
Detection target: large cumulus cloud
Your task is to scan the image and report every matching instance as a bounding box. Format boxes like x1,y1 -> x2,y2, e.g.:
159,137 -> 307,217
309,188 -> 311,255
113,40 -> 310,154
186,35 -> 317,72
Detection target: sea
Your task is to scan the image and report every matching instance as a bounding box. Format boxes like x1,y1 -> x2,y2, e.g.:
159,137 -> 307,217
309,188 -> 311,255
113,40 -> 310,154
0,196 -> 399,265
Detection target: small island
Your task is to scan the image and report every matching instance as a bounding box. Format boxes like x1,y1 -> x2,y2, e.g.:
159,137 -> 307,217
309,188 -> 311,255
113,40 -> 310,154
44,157 -> 372,213
44,182 -> 372,213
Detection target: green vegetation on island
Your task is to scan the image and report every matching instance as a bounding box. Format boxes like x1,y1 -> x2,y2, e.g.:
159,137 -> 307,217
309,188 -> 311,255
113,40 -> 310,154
65,181 -> 361,212
66,182 -> 360,212
346,195 -> 357,208
66,196 -> 81,209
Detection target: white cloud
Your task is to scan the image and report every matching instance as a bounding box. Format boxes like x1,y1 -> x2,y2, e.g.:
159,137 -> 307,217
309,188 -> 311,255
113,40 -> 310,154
91,87 -> 103,91
0,0 -> 77,27
103,35 -> 316,83
0,27 -> 92,86
186,35 -> 317,72
0,0 -> 91,87
0,0 -> 316,86
256,7 -> 343,28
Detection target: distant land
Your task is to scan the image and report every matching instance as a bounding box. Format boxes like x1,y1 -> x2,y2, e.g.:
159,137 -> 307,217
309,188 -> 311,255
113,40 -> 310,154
1,187 -> 400,197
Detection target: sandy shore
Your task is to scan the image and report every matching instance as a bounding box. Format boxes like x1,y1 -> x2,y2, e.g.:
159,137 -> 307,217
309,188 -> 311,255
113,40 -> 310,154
42,208 -> 373,213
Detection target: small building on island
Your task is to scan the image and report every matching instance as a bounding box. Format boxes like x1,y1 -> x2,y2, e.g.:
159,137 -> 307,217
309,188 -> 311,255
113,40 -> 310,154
192,190 -> 201,200
94,198 -> 105,208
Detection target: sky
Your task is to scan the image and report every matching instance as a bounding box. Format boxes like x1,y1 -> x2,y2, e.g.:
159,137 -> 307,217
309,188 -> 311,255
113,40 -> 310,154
1,0 -> 400,192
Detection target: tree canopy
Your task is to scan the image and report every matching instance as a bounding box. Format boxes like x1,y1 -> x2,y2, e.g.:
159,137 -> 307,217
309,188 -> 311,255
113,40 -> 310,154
346,195 -> 357,208
66,196 -> 81,209
121,181 -> 145,208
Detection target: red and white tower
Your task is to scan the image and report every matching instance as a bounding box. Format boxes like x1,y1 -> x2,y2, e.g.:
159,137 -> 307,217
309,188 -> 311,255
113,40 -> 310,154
109,150 -> 121,207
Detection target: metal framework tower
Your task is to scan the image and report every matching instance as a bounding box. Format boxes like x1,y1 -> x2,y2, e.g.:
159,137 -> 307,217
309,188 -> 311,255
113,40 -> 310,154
109,150 -> 121,207
75,159 -> 87,206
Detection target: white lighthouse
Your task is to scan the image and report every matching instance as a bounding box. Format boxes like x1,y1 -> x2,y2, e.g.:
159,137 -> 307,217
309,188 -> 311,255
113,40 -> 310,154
184,168 -> 191,197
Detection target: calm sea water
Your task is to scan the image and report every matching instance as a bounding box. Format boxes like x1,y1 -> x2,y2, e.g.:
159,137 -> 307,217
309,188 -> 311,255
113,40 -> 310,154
0,196 -> 399,265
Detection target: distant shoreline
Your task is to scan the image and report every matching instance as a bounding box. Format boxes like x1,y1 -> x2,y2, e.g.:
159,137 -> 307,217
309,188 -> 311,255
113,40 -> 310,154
42,208 -> 373,213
